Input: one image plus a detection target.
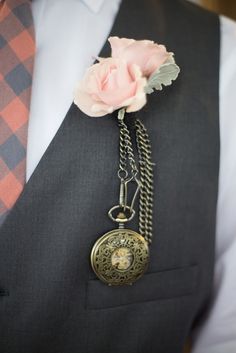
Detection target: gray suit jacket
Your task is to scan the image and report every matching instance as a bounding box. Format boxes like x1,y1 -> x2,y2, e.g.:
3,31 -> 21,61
0,1 -> 219,352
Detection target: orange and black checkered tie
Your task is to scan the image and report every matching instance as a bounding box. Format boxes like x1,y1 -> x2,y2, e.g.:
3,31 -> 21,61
0,0 -> 35,225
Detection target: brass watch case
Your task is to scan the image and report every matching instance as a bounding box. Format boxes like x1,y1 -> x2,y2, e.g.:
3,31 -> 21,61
90,229 -> 149,286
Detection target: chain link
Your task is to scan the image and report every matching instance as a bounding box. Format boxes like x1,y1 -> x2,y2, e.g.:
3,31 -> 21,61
117,112 -> 154,245
135,119 -> 154,244
118,117 -> 138,179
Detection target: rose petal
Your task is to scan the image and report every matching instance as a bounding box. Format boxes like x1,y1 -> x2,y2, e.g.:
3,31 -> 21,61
109,36 -> 135,57
74,56 -> 147,117
109,37 -> 171,77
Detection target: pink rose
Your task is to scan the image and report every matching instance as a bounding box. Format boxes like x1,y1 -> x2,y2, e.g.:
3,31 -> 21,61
109,36 -> 171,77
74,58 -> 147,117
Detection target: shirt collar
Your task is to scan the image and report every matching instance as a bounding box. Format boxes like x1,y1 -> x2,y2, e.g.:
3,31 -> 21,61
81,0 -> 105,13
2,0 -> 106,14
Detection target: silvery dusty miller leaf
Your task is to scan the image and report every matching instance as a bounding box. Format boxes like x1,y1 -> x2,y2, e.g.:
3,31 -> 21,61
145,57 -> 180,94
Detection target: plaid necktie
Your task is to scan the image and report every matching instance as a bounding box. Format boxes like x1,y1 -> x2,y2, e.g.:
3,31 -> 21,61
0,0 -> 35,225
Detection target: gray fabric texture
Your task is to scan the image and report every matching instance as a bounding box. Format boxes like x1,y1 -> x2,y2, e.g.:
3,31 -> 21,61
0,0 -> 220,352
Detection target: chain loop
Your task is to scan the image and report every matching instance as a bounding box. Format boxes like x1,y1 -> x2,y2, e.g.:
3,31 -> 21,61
118,116 -> 139,179
117,111 -> 154,245
135,119 -> 154,244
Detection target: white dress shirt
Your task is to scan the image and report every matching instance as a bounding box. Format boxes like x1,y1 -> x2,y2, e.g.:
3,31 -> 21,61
29,1 -> 236,351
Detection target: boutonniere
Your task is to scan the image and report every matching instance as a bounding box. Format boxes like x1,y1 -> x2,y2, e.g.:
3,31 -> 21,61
74,37 -> 180,287
74,36 -> 180,117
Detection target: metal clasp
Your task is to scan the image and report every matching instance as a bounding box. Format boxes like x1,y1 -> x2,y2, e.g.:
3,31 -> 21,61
108,205 -> 135,223
108,177 -> 141,224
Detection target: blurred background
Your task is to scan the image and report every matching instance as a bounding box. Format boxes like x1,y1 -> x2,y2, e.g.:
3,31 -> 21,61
190,0 -> 236,19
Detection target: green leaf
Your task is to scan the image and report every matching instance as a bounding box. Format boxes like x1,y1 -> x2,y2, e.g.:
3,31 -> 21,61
145,56 -> 180,94
118,108 -> 126,121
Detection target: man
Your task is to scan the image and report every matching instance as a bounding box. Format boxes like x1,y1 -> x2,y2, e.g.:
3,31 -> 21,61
0,0 -> 235,352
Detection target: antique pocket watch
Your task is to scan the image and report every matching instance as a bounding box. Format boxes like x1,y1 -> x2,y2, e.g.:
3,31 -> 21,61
90,111 -> 154,286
